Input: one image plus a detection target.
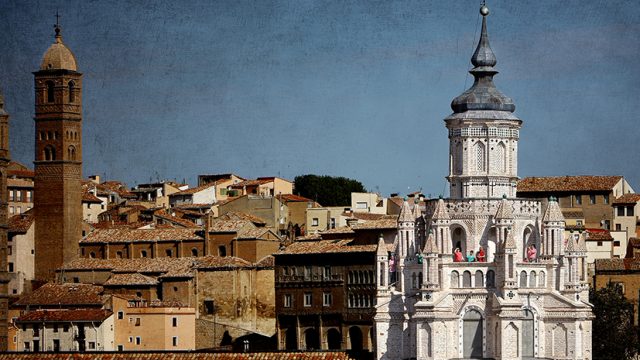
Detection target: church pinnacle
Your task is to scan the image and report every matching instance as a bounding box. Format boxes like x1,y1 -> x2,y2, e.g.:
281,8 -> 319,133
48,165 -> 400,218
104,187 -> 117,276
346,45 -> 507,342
451,4 -> 515,114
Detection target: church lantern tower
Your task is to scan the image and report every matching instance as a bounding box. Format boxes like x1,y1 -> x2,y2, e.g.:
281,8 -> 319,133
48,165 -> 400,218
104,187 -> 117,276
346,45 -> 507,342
33,23 -> 83,282
446,4 -> 522,199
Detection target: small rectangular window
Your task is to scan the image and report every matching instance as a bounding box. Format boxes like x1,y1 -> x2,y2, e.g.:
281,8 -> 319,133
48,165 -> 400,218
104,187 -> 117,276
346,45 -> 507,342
304,265 -> 312,280
136,337 -> 141,345
618,206 -> 625,216
597,241 -> 603,247
627,206 -> 634,217
616,224 -> 622,231
88,342 -> 96,350
117,311 -> 123,320
16,191 -> 22,202
117,345 -> 123,351
9,190 -> 13,201
575,195 -> 582,205
589,195 -> 596,204
128,337 -> 133,343
603,194 -> 609,204
356,201 -> 368,209
323,266 -> 331,279
323,292 -> 332,307
135,317 -> 141,326
172,317 -> 177,327
63,324 -> 69,332
52,324 -> 58,333
614,241 -> 621,247
8,263 -> 13,272
312,218 -> 318,226
304,292 -> 312,307
284,294 -> 292,308
172,336 -> 178,347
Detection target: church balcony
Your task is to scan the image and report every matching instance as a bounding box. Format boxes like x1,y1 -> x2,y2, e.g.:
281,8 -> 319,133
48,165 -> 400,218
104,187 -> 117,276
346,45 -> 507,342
515,262 -> 550,289
424,197 -> 541,218
443,262 -> 497,289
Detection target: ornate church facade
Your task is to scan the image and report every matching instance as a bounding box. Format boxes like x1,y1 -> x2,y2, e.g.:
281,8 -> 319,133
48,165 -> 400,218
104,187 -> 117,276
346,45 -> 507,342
375,5 -> 593,360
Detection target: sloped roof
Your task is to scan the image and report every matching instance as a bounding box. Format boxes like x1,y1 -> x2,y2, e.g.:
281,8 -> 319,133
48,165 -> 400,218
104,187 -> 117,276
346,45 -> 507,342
60,257 -> 194,277
518,176 -> 623,193
193,256 -> 253,269
351,218 -> 397,230
586,229 -> 613,241
495,198 -> 513,219
255,255 -> 275,268
171,183 -> 216,196
9,213 -> 34,234
209,219 -> 254,233
104,273 -> 158,286
276,194 -> 313,203
236,228 -> 280,241
14,283 -> 104,307
81,228 -> 203,243
613,193 -> 640,205
596,258 -> 640,271
217,211 -> 267,225
16,309 -> 112,323
0,352 -> 354,360
279,239 -> 377,255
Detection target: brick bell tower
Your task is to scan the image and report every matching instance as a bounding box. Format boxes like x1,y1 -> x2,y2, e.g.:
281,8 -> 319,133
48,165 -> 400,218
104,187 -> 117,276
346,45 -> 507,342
33,23 -> 82,282
0,89 -> 11,350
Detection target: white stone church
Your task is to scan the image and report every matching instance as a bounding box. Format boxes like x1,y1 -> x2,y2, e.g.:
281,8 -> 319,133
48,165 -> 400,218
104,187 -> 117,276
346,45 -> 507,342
374,5 -> 593,360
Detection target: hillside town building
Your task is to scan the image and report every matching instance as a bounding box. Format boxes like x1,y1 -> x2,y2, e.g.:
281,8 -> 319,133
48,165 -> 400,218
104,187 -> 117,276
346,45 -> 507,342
374,6 -> 593,359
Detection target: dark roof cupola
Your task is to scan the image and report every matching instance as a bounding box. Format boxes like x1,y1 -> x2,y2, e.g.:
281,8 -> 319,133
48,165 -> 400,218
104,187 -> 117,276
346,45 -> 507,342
451,5 -> 515,113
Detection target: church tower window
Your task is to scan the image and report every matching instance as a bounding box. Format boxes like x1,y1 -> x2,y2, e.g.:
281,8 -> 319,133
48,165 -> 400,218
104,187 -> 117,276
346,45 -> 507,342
46,81 -> 55,103
474,142 -> 485,172
68,81 -> 75,103
44,145 -> 56,161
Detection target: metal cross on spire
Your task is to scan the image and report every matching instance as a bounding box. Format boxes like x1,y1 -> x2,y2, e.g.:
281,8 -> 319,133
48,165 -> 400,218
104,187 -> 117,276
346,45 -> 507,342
54,10 -> 62,38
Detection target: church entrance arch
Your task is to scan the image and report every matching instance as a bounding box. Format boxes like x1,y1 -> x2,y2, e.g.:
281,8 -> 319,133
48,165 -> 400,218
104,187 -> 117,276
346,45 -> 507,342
462,309 -> 483,358
348,326 -> 363,350
451,226 -> 467,257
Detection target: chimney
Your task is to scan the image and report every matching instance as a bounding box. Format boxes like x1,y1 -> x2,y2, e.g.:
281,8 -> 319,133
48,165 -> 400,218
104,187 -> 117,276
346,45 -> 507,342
346,218 -> 358,228
89,175 -> 101,184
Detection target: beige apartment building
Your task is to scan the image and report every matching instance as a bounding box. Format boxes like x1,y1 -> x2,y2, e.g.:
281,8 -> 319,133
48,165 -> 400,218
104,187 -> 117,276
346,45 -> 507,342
112,295 -> 195,351
7,213 -> 34,295
7,162 -> 34,217
15,309 -> 114,352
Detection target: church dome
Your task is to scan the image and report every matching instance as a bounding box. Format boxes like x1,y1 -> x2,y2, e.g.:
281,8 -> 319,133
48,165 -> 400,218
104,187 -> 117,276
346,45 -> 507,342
40,27 -> 77,71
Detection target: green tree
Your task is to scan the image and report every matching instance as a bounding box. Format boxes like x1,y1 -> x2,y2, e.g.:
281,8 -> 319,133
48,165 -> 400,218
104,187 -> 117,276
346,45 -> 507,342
591,282 -> 639,360
294,174 -> 366,207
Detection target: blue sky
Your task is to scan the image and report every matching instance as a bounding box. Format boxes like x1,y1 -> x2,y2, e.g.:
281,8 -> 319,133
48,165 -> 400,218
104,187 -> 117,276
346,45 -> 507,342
1,0 -> 639,197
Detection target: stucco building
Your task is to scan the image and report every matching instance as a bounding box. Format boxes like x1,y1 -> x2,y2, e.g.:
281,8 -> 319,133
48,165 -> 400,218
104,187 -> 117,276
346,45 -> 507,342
374,6 -> 593,359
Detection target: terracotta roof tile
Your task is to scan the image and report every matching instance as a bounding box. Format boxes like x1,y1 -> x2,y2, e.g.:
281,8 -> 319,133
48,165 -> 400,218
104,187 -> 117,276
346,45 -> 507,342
60,258 -> 195,277
586,229 -> 613,241
351,218 -> 397,230
172,183 -> 216,196
14,283 -> 104,307
596,258 -> 640,271
518,176 -> 623,193
0,352 -> 354,360
209,219 -> 253,233
81,228 -> 203,244
104,273 -> 158,286
16,309 -> 112,323
154,210 -> 201,228
279,239 -> 376,255
276,194 -> 313,203
8,213 -> 34,234
229,179 -> 272,188
217,211 -> 266,225
193,256 -> 253,269
255,255 -> 275,268
236,228 -> 278,240
613,193 -> 640,205
320,226 -> 354,235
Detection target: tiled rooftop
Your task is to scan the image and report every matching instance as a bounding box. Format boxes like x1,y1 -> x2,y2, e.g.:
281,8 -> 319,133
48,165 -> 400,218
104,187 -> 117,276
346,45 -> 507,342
16,309 -> 112,323
217,211 -> 267,225
276,194 -> 313,203
613,193 -> 640,205
351,218 -> 397,230
193,255 -> 253,269
8,213 -> 34,234
81,228 -> 203,243
0,352 -> 354,360
518,176 -> 623,192
14,283 -> 104,307
279,239 -> 377,255
596,258 -> 640,271
172,183 -> 216,196
209,219 -> 253,233
104,273 -> 159,286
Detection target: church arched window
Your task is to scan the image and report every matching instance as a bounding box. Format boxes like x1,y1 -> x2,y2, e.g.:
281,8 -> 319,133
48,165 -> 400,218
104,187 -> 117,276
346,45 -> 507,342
68,81 -> 75,103
44,145 -> 56,161
67,145 -> 76,161
450,271 -> 460,288
46,81 -> 55,103
474,141 -> 485,172
455,142 -> 463,174
520,270 -> 528,287
474,270 -> 484,288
